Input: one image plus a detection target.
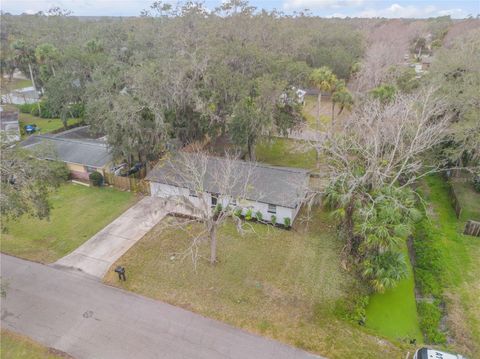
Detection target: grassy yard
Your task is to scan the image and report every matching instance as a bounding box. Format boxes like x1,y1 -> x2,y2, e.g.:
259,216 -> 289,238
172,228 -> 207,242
419,176 -> 480,357
365,242 -> 423,342
302,95 -> 332,130
451,180 -> 480,225
256,137 -> 317,169
104,208 -> 407,358
1,184 -> 136,263
18,112 -> 81,137
0,330 -> 72,359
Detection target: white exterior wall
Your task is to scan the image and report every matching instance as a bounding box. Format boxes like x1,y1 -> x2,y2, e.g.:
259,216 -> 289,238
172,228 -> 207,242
150,181 -> 298,224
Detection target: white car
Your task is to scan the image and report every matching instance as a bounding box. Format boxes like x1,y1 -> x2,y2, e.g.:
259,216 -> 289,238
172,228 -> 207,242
413,348 -> 466,359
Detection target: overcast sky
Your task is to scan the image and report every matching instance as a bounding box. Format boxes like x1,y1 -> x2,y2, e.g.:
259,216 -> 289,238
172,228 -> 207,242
2,0 -> 479,18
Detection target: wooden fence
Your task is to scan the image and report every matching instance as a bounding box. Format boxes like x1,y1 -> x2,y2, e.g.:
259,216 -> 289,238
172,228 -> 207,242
464,220 -> 480,237
448,182 -> 462,219
104,172 -> 150,195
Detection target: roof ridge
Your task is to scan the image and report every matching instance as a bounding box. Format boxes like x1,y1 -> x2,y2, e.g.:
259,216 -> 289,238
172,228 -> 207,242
39,135 -> 107,148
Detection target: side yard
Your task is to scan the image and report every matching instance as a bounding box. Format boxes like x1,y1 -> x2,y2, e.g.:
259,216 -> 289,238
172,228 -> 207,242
1,184 -> 137,263
0,330 -> 72,359
365,241 -> 423,343
256,137 -> 317,169
413,176 -> 479,358
104,208 -> 406,358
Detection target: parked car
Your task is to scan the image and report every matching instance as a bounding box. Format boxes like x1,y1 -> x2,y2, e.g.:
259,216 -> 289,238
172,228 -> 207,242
413,348 -> 466,359
127,162 -> 144,176
116,162 -> 144,177
24,124 -> 37,134
111,163 -> 127,176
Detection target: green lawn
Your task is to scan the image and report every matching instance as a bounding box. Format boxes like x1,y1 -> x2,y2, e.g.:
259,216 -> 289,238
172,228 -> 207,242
256,137 -> 317,169
365,242 -> 423,342
104,208 -> 406,358
420,176 -> 480,357
18,112 -> 81,137
1,184 -> 136,263
1,330 -> 72,359
302,95 -> 332,130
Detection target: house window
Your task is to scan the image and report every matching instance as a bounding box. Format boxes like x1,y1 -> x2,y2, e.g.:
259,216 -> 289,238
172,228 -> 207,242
211,196 -> 217,207
267,204 -> 277,214
189,189 -> 197,197
85,166 -> 97,173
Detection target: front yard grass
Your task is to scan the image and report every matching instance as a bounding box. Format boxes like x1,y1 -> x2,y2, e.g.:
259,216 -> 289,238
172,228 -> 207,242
104,208 -> 405,358
256,137 -> 317,169
0,330 -> 72,359
1,183 -> 137,263
365,242 -> 423,342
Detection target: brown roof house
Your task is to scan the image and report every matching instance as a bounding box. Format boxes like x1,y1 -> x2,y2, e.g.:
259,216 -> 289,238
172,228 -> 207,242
21,126 -> 112,180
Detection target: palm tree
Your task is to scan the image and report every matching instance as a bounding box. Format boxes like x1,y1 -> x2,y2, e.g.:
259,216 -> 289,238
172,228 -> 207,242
35,43 -> 60,78
331,81 -> 353,125
310,66 -> 337,131
362,251 -> 407,293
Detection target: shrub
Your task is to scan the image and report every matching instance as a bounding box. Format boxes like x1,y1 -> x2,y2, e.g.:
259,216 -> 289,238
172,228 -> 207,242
233,208 -> 242,218
89,171 -> 103,186
255,211 -> 263,222
245,208 -> 253,221
473,174 -> 480,192
214,203 -> 223,215
417,301 -> 446,344
284,217 -> 291,228
18,103 -> 35,114
270,214 -> 276,226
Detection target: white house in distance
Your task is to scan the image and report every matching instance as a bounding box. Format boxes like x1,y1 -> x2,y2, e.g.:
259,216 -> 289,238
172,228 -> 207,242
0,107 -> 21,143
146,154 -> 310,225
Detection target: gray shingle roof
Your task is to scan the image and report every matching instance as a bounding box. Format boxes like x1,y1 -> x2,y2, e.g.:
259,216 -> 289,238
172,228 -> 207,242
146,154 -> 310,208
22,135 -> 112,168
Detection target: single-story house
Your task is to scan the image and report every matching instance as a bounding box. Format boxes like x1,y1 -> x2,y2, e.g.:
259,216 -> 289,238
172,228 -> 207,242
146,154 -> 310,225
21,133 -> 112,180
0,107 -> 21,143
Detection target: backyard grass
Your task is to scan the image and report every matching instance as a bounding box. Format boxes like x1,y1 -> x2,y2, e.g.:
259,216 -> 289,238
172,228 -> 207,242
1,183 -> 136,263
0,329 -> 72,359
256,137 -> 317,169
365,242 -> 423,343
419,176 -> 480,357
18,112 -> 81,137
450,180 -> 480,225
302,95 -> 332,130
104,208 -> 407,358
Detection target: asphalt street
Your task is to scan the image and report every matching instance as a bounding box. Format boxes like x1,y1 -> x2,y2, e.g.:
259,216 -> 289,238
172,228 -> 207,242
1,254 -> 323,359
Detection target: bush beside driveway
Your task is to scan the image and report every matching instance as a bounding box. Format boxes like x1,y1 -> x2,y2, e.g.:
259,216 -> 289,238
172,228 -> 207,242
1,183 -> 137,263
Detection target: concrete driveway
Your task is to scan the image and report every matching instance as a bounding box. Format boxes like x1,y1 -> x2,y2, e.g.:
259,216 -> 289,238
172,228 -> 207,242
2,254 -> 323,359
54,197 -> 167,278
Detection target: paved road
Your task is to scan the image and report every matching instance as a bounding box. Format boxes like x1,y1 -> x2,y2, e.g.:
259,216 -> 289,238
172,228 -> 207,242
54,197 -> 168,278
1,254 -> 323,359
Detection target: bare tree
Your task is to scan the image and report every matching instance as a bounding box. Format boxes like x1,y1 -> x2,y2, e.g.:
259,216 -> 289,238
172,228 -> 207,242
320,87 -> 450,193
157,150 -> 258,266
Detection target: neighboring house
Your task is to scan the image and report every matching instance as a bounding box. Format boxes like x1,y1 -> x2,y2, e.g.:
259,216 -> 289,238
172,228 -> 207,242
0,107 -> 21,143
1,86 -> 40,105
146,154 -> 310,224
21,133 -> 112,180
